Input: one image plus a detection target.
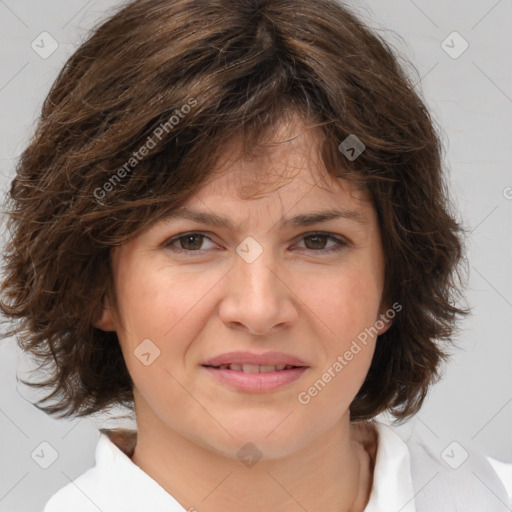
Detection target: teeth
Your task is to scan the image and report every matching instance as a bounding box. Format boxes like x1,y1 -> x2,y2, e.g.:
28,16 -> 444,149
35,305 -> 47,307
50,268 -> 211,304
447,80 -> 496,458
214,363 -> 298,372
242,363 -> 260,373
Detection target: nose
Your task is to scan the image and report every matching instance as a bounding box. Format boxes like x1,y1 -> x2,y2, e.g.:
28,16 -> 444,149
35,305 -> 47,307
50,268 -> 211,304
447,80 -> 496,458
218,246 -> 299,336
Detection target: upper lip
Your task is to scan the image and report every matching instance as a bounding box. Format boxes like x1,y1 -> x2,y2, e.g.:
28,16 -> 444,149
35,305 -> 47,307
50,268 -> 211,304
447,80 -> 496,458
202,351 -> 309,367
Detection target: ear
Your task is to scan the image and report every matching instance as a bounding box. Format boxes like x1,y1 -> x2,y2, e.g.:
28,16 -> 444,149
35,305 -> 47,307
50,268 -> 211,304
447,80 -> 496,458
92,293 -> 116,331
375,303 -> 395,336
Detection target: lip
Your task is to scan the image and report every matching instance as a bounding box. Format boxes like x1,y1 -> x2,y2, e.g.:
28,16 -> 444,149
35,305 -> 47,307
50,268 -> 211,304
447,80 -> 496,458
202,366 -> 309,392
201,351 -> 310,393
202,351 -> 309,367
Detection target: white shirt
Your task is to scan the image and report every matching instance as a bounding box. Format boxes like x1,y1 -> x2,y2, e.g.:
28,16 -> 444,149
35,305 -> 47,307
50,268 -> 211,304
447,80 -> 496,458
43,421 -> 511,512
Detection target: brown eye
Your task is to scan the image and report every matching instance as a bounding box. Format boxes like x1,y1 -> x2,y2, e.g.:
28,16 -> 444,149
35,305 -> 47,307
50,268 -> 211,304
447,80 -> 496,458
295,233 -> 347,253
303,234 -> 329,250
177,234 -> 205,250
165,233 -> 216,252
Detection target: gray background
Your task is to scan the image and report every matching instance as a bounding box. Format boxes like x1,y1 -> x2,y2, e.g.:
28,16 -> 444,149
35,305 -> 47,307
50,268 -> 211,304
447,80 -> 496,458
0,0 -> 511,510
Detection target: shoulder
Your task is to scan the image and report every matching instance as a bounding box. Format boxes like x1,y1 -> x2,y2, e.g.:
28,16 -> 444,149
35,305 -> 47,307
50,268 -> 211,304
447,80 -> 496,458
394,421 -> 512,512
43,431 -> 128,512
43,429 -> 183,512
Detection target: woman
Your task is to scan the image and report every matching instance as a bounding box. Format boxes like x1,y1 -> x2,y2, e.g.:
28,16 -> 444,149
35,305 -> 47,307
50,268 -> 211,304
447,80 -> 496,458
1,0 -> 509,510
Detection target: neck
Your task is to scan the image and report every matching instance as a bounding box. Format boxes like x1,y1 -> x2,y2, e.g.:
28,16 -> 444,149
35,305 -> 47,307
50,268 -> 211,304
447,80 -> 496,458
125,404 -> 377,512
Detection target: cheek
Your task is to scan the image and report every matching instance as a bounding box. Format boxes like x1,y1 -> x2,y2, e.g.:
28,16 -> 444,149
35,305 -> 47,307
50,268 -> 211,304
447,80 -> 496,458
299,263 -> 383,344
295,271 -> 380,419
111,257 -> 222,399
113,255 -> 214,342
111,263 -> 210,422
293,258 -> 382,395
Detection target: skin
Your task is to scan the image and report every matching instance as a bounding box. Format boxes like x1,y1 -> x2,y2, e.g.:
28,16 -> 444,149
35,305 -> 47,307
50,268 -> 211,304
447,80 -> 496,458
94,116 -> 391,512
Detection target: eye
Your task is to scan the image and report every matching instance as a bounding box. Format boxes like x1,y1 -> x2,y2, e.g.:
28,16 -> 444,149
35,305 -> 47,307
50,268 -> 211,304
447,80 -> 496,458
294,232 -> 347,254
164,231 -> 347,255
165,232 -> 216,252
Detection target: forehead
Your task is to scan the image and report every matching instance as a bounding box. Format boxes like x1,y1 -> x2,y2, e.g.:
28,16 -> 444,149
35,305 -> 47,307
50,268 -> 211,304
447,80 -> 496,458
189,117 -> 370,209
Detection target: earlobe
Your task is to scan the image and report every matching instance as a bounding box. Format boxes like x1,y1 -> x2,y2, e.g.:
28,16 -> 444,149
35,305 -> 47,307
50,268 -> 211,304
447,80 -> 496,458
376,305 -> 393,336
91,293 -> 116,331
377,318 -> 392,336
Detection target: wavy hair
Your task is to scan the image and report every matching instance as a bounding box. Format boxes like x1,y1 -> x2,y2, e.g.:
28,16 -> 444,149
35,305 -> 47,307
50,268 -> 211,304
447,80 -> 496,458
1,0 -> 468,420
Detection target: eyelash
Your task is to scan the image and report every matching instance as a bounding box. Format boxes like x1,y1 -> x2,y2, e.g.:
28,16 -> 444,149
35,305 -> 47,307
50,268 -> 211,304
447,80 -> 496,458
164,231 -> 348,256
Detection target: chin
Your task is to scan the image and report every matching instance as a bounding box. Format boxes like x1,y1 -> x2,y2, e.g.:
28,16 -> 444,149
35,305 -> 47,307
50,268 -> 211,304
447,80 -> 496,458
192,410 -> 314,461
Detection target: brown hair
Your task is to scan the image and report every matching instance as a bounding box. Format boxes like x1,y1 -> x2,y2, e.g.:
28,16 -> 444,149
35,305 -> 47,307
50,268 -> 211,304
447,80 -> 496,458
1,0 -> 468,421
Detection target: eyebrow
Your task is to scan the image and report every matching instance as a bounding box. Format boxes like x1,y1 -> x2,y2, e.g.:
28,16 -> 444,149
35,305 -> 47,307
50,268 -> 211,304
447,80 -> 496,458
160,207 -> 367,230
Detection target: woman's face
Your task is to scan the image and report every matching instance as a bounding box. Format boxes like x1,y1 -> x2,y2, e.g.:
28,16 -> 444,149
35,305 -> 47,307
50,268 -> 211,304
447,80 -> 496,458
95,119 -> 391,459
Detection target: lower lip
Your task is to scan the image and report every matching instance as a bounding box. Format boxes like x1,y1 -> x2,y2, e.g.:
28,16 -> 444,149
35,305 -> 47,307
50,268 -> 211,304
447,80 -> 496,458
202,366 -> 309,392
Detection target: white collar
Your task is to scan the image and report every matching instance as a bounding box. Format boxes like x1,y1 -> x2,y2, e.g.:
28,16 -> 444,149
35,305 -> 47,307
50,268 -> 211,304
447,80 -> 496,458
45,421 -> 416,512
364,422 -> 416,512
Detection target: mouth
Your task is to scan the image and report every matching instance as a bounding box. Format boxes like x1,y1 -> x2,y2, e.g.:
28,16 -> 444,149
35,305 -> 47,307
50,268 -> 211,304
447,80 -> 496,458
202,351 -> 309,368
201,352 -> 309,392
202,363 -> 303,373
